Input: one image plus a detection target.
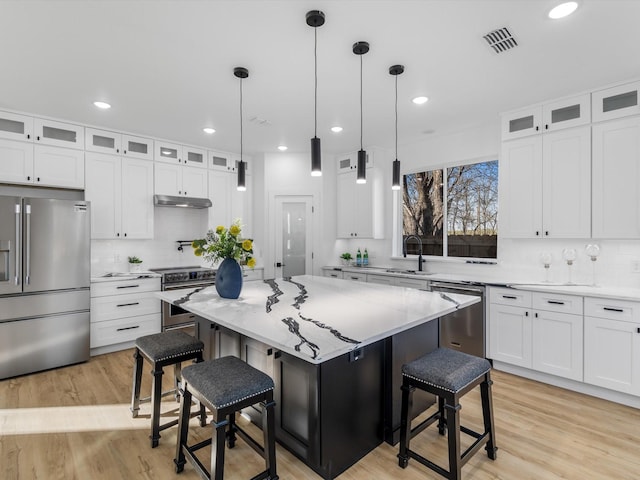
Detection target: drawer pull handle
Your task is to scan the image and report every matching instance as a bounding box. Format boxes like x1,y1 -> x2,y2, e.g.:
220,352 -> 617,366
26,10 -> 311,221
117,302 -> 140,307
603,307 -> 624,313
116,325 -> 140,332
547,300 -> 565,305
116,285 -> 140,289
502,295 -> 517,300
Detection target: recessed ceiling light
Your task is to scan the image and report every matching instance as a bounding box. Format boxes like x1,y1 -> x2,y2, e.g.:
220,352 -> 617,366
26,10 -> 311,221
278,145 -> 288,151
548,2 -> 578,19
331,126 -> 343,133
203,127 -> 215,134
412,96 -> 429,105
93,101 -> 111,109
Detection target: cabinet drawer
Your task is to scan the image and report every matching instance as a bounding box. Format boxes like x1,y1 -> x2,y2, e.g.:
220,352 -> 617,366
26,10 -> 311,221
90,313 -> 160,348
323,270 -> 344,279
395,277 -> 429,290
91,278 -> 160,297
366,273 -> 394,285
584,297 -> 640,323
91,291 -> 161,322
344,272 -> 367,282
533,292 -> 583,315
490,287 -> 532,307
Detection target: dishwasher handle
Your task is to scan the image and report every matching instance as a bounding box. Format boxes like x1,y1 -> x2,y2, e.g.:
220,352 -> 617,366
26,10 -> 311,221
430,282 -> 484,295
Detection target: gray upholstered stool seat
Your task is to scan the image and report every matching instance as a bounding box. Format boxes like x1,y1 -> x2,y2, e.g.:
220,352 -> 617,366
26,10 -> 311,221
398,348 -> 497,480
175,356 -> 278,480
130,330 -> 206,448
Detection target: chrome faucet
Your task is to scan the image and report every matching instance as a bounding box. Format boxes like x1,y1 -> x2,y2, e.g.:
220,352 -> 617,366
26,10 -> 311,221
403,235 -> 424,272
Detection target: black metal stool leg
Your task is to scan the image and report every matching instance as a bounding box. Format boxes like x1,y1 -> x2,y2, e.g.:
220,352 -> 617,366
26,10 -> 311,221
150,365 -> 164,448
481,372 -> 498,460
174,362 -> 182,402
227,412 -> 237,448
437,395 -> 446,435
130,348 -> 143,418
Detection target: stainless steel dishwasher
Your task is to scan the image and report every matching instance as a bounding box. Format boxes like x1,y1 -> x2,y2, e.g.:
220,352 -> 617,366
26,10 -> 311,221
430,281 -> 486,358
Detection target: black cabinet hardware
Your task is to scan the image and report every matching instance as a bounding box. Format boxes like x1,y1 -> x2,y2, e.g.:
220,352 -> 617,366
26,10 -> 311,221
117,302 -> 140,307
502,295 -> 517,300
116,285 -> 140,289
603,307 -> 623,313
116,325 -> 140,332
548,300 -> 565,305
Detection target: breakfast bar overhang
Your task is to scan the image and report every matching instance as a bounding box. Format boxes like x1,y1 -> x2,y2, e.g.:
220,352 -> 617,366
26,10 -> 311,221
157,275 -> 480,479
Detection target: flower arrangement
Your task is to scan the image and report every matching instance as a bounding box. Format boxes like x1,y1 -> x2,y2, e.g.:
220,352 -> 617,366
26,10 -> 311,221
192,220 -> 255,268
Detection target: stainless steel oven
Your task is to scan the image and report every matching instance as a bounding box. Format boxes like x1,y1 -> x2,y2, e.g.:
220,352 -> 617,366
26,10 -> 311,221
149,267 -> 216,336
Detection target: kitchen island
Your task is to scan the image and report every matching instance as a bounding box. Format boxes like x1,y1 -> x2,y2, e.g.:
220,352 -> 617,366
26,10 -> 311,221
157,275 -> 479,479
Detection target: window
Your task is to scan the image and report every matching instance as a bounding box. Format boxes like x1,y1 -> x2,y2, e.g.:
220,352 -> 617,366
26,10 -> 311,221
402,159 -> 498,259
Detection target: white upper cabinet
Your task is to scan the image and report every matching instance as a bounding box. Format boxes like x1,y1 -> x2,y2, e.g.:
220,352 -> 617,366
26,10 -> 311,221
0,111 -> 33,142
33,145 -> 84,189
122,134 -> 153,160
592,115 -> 640,238
33,118 -> 84,150
502,94 -> 590,140
207,167 -> 253,237
85,152 -> 154,239
501,126 -> 591,238
592,80 -> 640,123
0,139 -> 34,184
208,150 -> 235,171
542,94 -> 590,132
154,162 -> 207,197
184,146 -> 207,168
336,151 -> 373,174
84,128 -> 153,160
155,140 -> 183,164
501,106 -> 542,140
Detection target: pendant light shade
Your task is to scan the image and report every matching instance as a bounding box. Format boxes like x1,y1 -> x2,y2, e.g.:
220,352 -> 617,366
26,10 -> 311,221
389,64 -> 404,190
353,41 -> 369,185
234,67 -> 248,192
307,10 -> 325,177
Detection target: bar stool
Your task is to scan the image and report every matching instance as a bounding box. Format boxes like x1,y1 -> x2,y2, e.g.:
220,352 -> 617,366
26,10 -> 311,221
397,348 -> 498,480
130,330 -> 207,448
174,355 -> 278,480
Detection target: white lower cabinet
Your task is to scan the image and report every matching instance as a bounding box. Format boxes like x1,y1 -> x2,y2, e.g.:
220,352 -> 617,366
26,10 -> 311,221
489,287 -> 583,380
323,269 -> 344,279
90,277 -> 161,355
343,272 -> 367,282
584,297 -> 640,395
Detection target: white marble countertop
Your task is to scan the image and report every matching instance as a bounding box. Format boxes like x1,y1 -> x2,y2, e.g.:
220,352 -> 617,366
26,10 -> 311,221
323,266 -> 640,301
155,275 -> 479,365
90,272 -> 161,283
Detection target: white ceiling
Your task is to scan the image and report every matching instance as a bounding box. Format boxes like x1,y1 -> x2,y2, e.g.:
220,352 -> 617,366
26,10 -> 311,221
1,0 -> 639,156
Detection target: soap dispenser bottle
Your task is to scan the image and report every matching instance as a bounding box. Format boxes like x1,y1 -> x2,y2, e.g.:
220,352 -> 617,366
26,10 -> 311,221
356,248 -> 362,267
363,248 -> 369,266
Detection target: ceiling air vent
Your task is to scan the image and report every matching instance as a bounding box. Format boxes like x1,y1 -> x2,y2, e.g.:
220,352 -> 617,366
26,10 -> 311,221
483,27 -> 518,54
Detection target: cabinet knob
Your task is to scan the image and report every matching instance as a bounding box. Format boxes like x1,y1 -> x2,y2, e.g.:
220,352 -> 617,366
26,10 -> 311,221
27,176 -> 30,181
117,233 -> 120,237
37,135 -> 40,141
184,192 -> 187,195
124,150 -> 127,155
178,191 -> 182,195
27,134 -> 30,139
124,233 -> 127,237
535,231 -> 540,236
116,148 -> 119,153
525,311 -> 529,316
535,126 -> 539,131
545,231 -> 549,236
637,328 -> 640,334
545,124 -> 549,130
36,177 -> 40,182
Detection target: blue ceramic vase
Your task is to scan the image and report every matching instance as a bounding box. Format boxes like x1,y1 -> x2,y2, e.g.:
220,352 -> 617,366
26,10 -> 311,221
215,258 -> 243,299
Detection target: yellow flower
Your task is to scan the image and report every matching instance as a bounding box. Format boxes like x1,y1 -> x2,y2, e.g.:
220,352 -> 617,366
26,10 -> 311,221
229,224 -> 241,236
242,239 -> 253,251
216,225 -> 225,234
194,248 -> 203,257
247,258 -> 256,268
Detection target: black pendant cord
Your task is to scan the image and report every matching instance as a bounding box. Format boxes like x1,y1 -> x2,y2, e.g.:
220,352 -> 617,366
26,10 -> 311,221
239,77 -> 243,161
395,73 -> 398,160
359,54 -> 363,150
314,26 -> 318,138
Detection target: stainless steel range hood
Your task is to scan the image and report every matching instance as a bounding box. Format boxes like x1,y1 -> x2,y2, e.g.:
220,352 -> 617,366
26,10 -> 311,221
153,194 -> 212,209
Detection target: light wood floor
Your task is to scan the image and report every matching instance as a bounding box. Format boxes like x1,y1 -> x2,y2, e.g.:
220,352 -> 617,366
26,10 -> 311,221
1,349 -> 639,480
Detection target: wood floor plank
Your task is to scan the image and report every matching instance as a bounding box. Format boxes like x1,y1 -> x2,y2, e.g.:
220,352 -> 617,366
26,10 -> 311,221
1,348 -> 639,479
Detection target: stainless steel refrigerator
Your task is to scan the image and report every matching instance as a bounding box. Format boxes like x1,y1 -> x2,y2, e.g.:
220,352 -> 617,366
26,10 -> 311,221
0,195 -> 90,379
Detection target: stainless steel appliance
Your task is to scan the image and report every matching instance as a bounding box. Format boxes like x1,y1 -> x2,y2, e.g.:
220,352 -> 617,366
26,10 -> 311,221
0,195 -> 90,379
149,266 -> 215,336
430,281 -> 486,358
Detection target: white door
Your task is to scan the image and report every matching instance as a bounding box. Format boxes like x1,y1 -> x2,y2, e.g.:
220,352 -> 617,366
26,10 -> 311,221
274,196 -> 313,279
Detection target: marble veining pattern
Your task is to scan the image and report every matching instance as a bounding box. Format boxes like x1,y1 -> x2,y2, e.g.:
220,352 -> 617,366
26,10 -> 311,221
156,275 -> 479,364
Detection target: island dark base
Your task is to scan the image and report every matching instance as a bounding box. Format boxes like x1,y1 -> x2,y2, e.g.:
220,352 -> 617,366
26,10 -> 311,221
196,316 -> 439,480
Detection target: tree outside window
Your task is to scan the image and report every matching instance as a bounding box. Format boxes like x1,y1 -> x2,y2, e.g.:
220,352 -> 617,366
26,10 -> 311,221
402,160 -> 498,259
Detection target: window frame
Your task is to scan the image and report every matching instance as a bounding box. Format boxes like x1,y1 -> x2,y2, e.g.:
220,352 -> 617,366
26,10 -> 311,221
393,155 -> 499,262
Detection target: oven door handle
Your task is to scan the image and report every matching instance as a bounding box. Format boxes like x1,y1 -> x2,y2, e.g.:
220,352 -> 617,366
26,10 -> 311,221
163,282 -> 215,291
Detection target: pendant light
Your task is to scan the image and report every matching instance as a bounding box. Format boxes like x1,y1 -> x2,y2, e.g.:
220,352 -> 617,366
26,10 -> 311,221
390,64 -> 404,190
353,41 -> 369,184
306,10 -> 325,177
234,67 -> 248,191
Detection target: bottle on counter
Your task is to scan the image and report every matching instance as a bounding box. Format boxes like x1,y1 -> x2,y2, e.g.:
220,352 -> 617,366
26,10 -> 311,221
363,249 -> 369,266
356,248 -> 362,267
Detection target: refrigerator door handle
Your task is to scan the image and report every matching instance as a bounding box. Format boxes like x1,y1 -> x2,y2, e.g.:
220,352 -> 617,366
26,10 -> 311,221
14,202 -> 20,286
25,203 -> 31,285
